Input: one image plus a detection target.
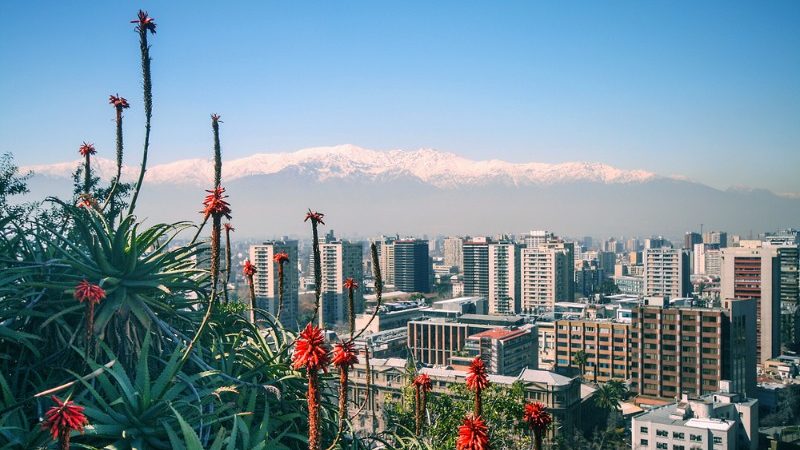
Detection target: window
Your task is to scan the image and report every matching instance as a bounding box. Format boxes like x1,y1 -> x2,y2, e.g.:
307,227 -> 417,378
713,436 -> 722,444
673,446 -> 685,450
640,439 -> 649,446
656,443 -> 668,449
673,432 -> 684,439
640,426 -> 649,433
656,429 -> 668,437
690,434 -> 702,442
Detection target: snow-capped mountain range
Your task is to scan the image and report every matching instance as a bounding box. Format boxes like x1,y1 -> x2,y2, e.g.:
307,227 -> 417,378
23,144 -> 659,188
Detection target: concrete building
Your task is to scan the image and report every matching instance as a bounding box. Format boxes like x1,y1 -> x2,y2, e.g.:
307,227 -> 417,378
488,242 -> 521,314
721,245 -> 781,362
630,298 -> 757,399
554,318 -> 632,383
443,236 -> 464,272
644,247 -> 690,298
407,314 -> 524,366
684,231 -> 703,250
346,358 -> 588,440
375,237 -> 395,285
319,239 -> 364,327
704,231 -> 729,248
453,325 -> 538,375
614,275 -> 644,296
393,239 -> 431,293
353,300 -> 429,334
632,386 -> 758,450
249,240 -> 299,327
521,245 -> 571,312
463,237 -> 490,298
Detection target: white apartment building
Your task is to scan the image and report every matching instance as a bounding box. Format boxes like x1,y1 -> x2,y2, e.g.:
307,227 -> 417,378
376,239 -> 395,285
644,247 -> 687,298
320,240 -> 364,328
443,236 -> 464,271
249,240 -> 299,327
488,242 -> 521,315
632,385 -> 758,450
521,246 -> 570,312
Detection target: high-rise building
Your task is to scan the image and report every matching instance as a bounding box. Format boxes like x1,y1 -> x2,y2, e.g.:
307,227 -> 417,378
597,251 -> 616,278
393,239 -> 431,293
319,239 -> 364,327
645,237 -> 671,250
684,231 -> 702,250
644,247 -> 690,298
721,244 -> 782,362
443,236 -> 464,271
704,231 -> 729,248
523,230 -> 554,248
554,318 -> 632,383
249,240 -> 300,328
487,242 -> 521,314
630,298 -> 757,399
521,246 -> 571,312
463,238 -> 490,298
376,237 -> 396,285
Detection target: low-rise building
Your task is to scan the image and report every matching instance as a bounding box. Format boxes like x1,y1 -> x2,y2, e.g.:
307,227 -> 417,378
631,384 -> 758,450
451,325 -> 538,375
554,318 -> 632,383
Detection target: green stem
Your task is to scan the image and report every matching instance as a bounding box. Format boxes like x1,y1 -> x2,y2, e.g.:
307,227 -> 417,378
128,28 -> 153,215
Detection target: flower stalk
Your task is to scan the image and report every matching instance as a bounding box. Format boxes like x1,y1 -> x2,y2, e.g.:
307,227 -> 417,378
74,280 -> 106,353
223,223 -> 234,304
304,210 -> 325,327
103,94 -> 129,214
332,340 -> 358,440
413,373 -> 432,436
344,278 -> 359,339
78,143 -> 95,196
292,324 -> 330,450
274,252 -> 289,321
128,10 -> 156,215
243,260 -> 257,323
466,356 -> 489,417
42,396 -> 89,450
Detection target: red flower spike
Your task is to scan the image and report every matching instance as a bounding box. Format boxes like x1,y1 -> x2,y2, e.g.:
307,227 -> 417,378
78,142 -> 96,157
224,223 -> 235,232
242,260 -> 257,277
523,401 -> 553,432
42,396 -> 89,440
456,415 -> 490,450
413,373 -> 432,392
343,277 -> 359,290
466,356 -> 490,392
201,186 -> 232,220
211,113 -> 223,123
304,209 -> 325,225
131,10 -> 156,34
74,280 -> 106,306
273,252 -> 289,264
109,94 -> 130,109
292,323 -> 330,373
332,340 -> 359,369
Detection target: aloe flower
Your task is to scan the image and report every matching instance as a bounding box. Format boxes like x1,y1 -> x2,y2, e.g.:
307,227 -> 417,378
74,280 -> 106,346
456,415 -> 490,450
413,373 -> 432,436
78,142 -> 95,195
332,340 -> 358,438
243,259 -> 257,322
105,94 -> 129,214
42,396 -> 89,450
343,277 -> 359,338
304,210 -> 325,327
466,356 -> 489,417
292,324 -> 330,450
523,402 -> 553,450
201,187 -> 231,306
273,252 -> 289,321
128,10 -> 156,215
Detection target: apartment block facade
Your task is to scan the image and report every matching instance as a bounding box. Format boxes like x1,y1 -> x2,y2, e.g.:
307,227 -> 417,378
249,240 -> 299,327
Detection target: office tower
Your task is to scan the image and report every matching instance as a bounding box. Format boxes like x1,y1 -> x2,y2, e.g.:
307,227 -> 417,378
463,237 -> 490,298
249,240 -> 299,327
630,297 -> 756,398
582,236 -> 594,250
721,244 -> 782,362
521,246 -> 571,312
597,251 -> 616,278
319,238 -> 364,327
644,236 -> 670,249
625,238 -> 641,252
644,247 -> 690,298
704,230 -> 729,248
684,231 -> 702,249
443,236 -> 464,271
393,239 -> 431,293
693,243 -> 720,276
487,242 -> 521,314
375,237 -> 395,285
629,251 -> 643,265
603,238 -> 621,253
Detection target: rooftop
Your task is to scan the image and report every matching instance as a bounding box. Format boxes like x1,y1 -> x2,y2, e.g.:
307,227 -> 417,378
468,326 -> 532,341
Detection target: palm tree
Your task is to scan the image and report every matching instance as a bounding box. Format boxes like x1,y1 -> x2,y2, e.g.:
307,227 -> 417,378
572,350 -> 588,381
593,383 -> 622,412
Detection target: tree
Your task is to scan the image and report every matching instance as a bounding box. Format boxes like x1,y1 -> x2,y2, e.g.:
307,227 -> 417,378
593,383 -> 622,412
0,153 -> 31,216
572,350 -> 588,380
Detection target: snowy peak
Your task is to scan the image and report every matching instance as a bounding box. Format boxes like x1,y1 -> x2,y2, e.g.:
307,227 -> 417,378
23,145 -> 659,188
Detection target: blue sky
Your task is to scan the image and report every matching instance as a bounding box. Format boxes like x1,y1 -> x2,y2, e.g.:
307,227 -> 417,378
1,1 -> 798,193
